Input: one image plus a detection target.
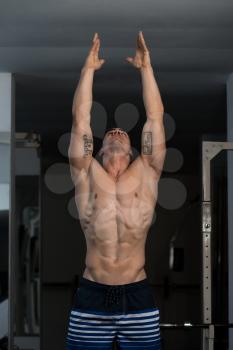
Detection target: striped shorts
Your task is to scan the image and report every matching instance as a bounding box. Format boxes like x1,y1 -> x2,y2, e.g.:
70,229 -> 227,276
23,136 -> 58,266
66,276 -> 161,349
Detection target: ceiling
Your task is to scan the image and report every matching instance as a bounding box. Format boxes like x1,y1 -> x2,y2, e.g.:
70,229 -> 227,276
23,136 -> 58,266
0,0 -> 232,159
0,0 -> 232,94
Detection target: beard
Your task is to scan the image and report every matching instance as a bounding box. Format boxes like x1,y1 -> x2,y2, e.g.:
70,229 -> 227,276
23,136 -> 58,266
108,139 -> 124,151
104,138 -> 130,154
99,137 -> 132,160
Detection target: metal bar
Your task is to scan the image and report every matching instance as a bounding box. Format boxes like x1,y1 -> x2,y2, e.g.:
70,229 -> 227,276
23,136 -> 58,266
38,146 -> 42,350
202,143 -> 213,350
202,141 -> 233,201
34,145 -> 42,349
160,323 -> 233,329
8,73 -> 15,350
202,201 -> 212,325
208,324 -> 215,350
202,141 -> 233,350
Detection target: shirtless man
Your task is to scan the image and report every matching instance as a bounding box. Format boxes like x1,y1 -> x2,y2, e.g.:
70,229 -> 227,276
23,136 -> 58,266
66,31 -> 166,350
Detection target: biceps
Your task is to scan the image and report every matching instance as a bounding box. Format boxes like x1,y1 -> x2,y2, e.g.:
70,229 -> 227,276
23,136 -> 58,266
68,121 -> 93,174
141,118 -> 166,176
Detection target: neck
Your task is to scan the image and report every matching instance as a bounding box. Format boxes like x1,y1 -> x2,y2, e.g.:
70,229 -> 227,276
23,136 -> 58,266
108,167 -> 124,182
104,155 -> 128,181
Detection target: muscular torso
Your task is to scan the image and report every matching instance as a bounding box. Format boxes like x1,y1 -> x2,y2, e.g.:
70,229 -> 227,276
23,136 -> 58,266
75,156 -> 158,285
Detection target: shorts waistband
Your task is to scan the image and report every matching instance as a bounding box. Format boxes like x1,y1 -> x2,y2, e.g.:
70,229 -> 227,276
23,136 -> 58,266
79,276 -> 150,292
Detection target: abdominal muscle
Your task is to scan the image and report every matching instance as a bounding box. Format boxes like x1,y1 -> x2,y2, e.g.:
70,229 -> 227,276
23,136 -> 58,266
81,200 -> 152,285
83,237 -> 147,285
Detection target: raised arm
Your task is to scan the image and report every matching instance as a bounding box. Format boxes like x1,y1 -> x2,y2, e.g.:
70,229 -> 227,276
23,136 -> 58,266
68,33 -> 105,184
140,64 -> 166,179
126,31 -> 166,179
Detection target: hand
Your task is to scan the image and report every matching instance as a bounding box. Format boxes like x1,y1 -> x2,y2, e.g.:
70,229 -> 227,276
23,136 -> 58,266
83,33 -> 105,71
126,31 -> 151,69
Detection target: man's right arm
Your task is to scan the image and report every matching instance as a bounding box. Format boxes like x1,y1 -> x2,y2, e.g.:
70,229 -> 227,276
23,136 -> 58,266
68,33 -> 105,185
68,67 -> 95,185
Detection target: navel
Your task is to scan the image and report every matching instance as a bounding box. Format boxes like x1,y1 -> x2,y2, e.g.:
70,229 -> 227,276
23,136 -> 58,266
134,192 -> 138,197
94,193 -> 98,199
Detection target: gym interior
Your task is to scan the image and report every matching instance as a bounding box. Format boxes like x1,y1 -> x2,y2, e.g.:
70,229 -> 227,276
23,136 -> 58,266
0,1 -> 233,349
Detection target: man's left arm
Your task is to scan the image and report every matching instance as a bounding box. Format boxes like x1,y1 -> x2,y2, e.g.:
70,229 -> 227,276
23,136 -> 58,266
140,65 -> 166,179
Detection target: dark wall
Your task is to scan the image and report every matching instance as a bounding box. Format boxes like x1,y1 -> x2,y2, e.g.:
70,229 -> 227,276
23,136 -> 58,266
15,75 -> 227,350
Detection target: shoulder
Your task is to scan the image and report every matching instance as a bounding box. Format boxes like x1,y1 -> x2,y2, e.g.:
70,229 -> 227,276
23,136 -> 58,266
89,156 -> 105,173
129,155 -> 159,181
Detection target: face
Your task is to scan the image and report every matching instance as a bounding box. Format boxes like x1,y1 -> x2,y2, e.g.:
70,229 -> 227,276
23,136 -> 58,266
99,128 -> 133,169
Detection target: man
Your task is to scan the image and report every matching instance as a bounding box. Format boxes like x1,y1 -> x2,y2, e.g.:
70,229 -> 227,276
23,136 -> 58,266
66,31 -> 166,350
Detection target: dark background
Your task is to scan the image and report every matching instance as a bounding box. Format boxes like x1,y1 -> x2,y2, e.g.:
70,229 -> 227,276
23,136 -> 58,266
0,0 -> 232,348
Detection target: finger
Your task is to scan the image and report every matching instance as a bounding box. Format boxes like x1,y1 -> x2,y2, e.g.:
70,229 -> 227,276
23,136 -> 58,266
126,57 -> 134,64
90,33 -> 99,52
137,31 -> 147,52
137,33 -> 141,49
96,38 -> 100,52
94,38 -> 100,57
91,37 -> 99,54
139,31 -> 149,52
137,31 -> 142,48
93,32 -> 98,42
96,59 -> 105,70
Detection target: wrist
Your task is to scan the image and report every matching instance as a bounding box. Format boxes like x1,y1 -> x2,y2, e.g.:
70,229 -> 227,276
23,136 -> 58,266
140,64 -> 153,72
81,66 -> 95,73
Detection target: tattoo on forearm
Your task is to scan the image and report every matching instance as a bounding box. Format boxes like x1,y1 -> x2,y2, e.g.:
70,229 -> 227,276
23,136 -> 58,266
142,132 -> 152,155
83,134 -> 93,156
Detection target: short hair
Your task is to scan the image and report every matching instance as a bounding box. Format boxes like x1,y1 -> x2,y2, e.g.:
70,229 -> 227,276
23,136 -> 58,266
105,127 -> 124,133
104,127 -> 129,140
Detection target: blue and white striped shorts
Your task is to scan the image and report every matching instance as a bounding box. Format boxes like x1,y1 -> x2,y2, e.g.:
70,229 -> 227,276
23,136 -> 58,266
66,276 -> 161,349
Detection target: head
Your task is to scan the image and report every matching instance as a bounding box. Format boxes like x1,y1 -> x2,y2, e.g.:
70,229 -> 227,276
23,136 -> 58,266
98,128 -> 133,174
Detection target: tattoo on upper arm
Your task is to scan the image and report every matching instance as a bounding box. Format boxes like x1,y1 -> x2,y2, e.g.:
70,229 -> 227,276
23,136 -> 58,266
142,132 -> 152,155
83,134 -> 93,157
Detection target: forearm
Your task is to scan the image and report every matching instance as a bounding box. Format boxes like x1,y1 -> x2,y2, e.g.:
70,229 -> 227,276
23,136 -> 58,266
140,65 -> 164,119
72,67 -> 95,125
